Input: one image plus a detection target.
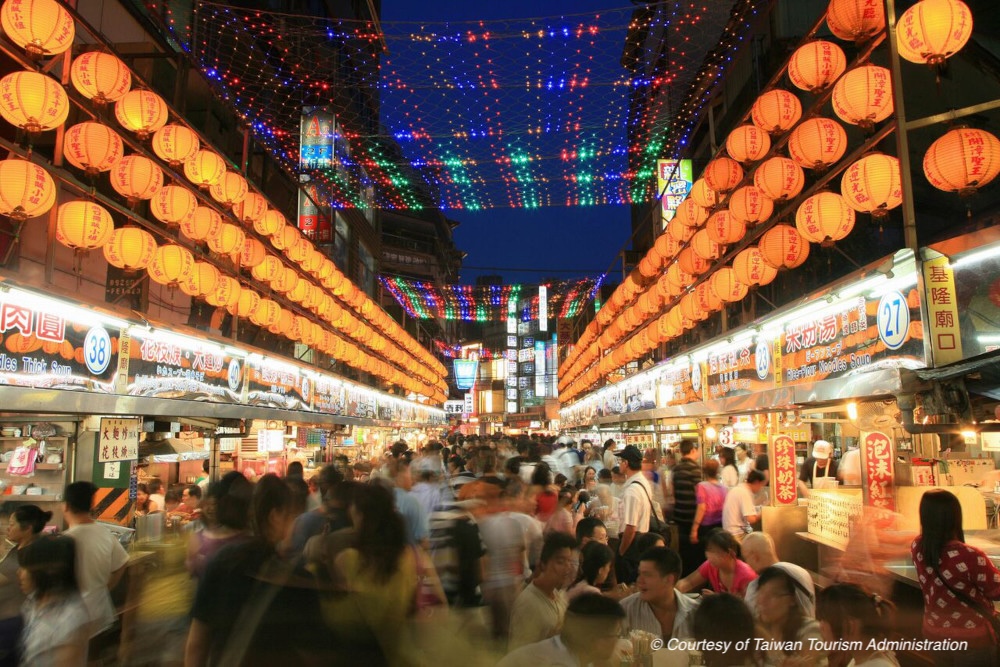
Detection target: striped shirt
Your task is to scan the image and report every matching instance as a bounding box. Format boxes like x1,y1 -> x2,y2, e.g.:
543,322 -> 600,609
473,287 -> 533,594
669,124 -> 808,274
671,458 -> 702,525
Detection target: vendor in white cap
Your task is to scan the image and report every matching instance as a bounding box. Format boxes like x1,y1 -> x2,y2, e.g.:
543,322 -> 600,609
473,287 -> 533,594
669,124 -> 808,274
798,440 -> 838,497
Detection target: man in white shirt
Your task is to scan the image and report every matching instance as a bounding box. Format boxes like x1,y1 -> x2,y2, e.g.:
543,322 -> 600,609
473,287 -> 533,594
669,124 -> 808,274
722,470 -> 766,541
620,547 -> 698,640
63,481 -> 130,639
508,532 -> 578,651
615,445 -> 653,584
741,532 -> 815,618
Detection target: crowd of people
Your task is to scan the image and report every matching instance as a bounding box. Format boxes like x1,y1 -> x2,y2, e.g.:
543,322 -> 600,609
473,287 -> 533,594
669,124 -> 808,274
0,432 -> 998,666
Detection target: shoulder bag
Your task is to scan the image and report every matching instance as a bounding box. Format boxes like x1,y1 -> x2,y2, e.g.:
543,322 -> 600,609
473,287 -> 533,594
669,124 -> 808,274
932,565 -> 1000,642
628,480 -> 668,536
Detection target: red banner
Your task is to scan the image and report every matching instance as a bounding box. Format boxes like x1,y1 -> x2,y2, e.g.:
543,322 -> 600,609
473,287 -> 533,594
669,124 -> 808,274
862,431 -> 895,511
771,434 -> 798,506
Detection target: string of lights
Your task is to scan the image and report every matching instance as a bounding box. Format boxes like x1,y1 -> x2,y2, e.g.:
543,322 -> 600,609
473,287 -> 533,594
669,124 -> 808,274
379,276 -> 602,321
152,2 -> 738,211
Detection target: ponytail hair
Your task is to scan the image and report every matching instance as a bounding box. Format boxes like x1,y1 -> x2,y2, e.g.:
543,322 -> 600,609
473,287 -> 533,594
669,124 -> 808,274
12,504 -> 52,535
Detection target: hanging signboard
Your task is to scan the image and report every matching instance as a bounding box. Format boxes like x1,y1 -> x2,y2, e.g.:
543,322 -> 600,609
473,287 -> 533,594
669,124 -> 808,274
656,159 -> 693,227
705,336 -> 776,401
345,384 -> 376,419
860,430 -> 896,511
770,434 -> 798,506
246,356 -> 312,411
95,417 -> 139,489
922,255 -> 963,365
299,106 -> 335,169
776,292 -> 923,388
0,295 -> 120,393
125,330 -> 244,403
656,361 -> 703,408
312,376 -> 346,415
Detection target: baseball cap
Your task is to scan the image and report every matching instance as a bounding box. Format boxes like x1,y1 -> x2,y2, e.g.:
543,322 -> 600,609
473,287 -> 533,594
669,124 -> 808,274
614,445 -> 643,467
812,440 -> 832,460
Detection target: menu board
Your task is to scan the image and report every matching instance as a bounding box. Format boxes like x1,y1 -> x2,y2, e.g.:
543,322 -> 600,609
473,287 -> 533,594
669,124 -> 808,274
246,357 -> 312,411
125,330 -> 243,403
0,298 -> 119,393
345,384 -> 376,419
807,490 -> 864,547
312,376 -> 346,415
625,433 -> 655,449
705,337 -> 775,400
777,292 -> 923,388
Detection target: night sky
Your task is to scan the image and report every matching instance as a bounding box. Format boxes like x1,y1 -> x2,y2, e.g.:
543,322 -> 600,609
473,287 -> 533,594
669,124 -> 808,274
380,0 -> 633,285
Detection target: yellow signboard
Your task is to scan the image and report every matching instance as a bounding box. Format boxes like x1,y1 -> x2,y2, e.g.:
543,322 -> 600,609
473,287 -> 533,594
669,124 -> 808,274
923,255 -> 963,365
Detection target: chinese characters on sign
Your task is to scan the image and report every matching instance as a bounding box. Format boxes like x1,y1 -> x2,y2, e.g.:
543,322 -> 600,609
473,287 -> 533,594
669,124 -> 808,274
98,418 -> 140,463
807,490 -> 864,547
770,435 -> 798,506
861,431 -> 896,511
656,159 -> 693,227
922,255 -> 963,365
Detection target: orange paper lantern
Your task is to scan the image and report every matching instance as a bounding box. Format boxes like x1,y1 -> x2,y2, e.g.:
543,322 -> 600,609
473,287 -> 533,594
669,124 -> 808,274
923,127 -> 1000,196
897,0 -> 973,66
826,0 -> 886,42
237,237 -> 267,268
70,52 -> 131,104
751,89 -> 802,134
666,218 -> 694,243
56,201 -> 113,250
706,209 -> 746,245
759,224 -> 810,269
680,293 -> 708,322
832,65 -> 893,128
691,228 -> 724,261
666,263 -> 694,290
673,198 -> 708,228
251,255 -> 283,283
788,40 -> 847,92
0,158 -> 56,220
795,192 -> 856,246
209,171 -> 248,208
711,267 -> 749,303
230,289 -> 260,318
654,232 -> 682,261
114,90 -> 169,139
150,185 -> 197,226
689,178 -> 718,208
151,124 -> 200,166
148,244 -> 195,285
207,276 -> 241,309
727,186 -> 774,226
1,0 -> 75,57
184,150 -> 227,189
206,222 -> 245,255
287,237 -> 312,263
274,225 -> 302,252
841,153 -> 903,216
110,155 -> 163,204
788,118 -> 848,170
678,247 -> 710,275
725,125 -> 771,163
272,266 -> 299,293
103,226 -> 156,271
180,206 -> 223,242
0,71 -> 69,133
695,282 -> 722,315
250,299 -> 282,328
255,209 -> 286,237
180,261 -> 221,298
63,122 -> 124,175
233,192 -> 268,226
703,157 -> 744,194
754,157 -> 805,201
734,247 -> 778,286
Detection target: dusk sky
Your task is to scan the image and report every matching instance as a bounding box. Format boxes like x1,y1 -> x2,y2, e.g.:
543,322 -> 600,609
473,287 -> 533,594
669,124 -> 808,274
379,0 -> 636,286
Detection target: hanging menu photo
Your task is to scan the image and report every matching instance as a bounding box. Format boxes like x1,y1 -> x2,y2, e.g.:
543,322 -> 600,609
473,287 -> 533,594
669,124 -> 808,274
246,357 -> 312,411
0,296 -> 119,393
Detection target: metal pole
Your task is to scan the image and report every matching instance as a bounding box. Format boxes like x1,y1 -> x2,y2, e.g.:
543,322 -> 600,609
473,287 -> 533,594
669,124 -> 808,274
885,0 -> 919,252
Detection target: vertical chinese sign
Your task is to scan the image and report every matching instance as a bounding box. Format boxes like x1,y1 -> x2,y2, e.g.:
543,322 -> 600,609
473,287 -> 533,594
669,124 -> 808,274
922,254 -> 963,365
656,159 -> 693,228
861,431 -> 896,511
770,434 -> 798,506
94,417 -> 139,490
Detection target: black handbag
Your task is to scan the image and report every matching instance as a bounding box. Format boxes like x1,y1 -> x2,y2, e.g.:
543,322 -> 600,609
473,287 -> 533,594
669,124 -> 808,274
628,480 -> 668,535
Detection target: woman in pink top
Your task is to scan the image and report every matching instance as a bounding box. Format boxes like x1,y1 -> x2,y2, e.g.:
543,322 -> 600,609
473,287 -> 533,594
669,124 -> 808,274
690,460 -> 728,545
677,529 -> 757,598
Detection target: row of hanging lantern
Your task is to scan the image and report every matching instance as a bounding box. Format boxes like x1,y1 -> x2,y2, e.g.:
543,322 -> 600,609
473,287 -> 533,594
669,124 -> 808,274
562,0 -> 991,404
0,0 -> 446,400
